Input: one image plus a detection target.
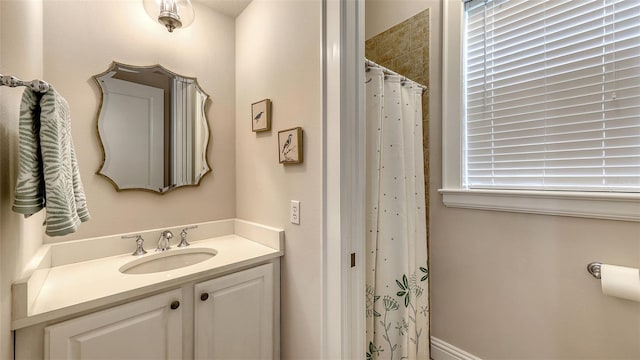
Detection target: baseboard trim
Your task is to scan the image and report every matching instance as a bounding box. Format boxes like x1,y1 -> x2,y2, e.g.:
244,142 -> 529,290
431,336 -> 482,360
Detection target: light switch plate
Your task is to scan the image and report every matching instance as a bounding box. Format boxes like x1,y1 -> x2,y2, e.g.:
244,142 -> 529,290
290,200 -> 300,225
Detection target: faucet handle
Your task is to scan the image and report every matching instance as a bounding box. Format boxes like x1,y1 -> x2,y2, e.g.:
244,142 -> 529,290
178,225 -> 198,247
122,234 -> 147,256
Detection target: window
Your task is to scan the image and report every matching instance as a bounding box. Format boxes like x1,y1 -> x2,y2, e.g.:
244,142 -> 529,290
441,0 -> 640,221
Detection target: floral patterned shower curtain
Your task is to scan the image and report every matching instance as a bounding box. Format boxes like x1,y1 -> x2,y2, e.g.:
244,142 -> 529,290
365,66 -> 429,360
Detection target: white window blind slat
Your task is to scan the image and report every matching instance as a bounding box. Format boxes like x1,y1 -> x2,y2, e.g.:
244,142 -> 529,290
468,144 -> 639,159
463,0 -> 640,192
483,10 -> 612,59
468,58 -> 639,97
467,158 -> 639,170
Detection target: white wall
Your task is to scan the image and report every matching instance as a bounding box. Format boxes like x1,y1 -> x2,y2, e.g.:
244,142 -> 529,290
235,0 -> 322,358
0,1 -> 47,358
42,0 -> 236,242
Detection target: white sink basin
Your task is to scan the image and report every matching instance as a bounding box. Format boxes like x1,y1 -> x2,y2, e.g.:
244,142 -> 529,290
119,247 -> 217,275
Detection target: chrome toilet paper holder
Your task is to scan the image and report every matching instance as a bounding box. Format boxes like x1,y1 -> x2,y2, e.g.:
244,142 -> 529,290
587,262 -> 602,279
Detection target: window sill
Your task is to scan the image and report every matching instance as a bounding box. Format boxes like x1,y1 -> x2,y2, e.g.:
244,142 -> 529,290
439,189 -> 640,222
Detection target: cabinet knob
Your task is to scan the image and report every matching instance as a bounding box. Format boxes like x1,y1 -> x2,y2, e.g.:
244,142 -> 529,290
170,300 -> 180,310
200,293 -> 209,301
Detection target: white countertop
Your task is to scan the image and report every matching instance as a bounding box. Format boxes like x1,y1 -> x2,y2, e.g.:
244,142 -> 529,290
12,219 -> 284,330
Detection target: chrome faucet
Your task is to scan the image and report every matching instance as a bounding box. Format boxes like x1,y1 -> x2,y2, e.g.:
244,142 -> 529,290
123,234 -> 147,256
178,225 -> 198,247
156,230 -> 174,252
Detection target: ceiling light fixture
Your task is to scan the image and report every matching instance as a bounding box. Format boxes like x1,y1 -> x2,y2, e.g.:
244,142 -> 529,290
143,0 -> 195,33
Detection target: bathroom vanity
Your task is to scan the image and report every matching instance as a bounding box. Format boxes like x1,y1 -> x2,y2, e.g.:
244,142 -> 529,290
12,219 -> 283,359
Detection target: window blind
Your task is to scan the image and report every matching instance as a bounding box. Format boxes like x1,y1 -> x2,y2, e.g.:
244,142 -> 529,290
463,0 -> 640,192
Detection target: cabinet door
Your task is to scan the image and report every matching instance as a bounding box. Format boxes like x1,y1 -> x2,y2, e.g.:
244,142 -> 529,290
195,263 -> 274,360
45,289 -> 183,360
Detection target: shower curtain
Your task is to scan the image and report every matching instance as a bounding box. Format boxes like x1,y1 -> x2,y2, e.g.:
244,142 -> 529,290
365,67 -> 429,360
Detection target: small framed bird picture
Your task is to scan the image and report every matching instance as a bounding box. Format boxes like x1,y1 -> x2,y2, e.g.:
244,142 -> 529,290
251,99 -> 271,132
278,127 -> 303,164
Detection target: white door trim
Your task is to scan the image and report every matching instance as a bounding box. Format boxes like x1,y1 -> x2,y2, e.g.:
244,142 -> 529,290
321,0 -> 365,358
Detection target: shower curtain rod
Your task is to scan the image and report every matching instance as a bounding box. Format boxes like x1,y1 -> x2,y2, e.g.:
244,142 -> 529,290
365,59 -> 427,92
0,74 -> 50,93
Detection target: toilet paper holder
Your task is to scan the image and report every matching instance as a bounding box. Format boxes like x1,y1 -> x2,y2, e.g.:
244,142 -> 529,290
587,262 -> 602,279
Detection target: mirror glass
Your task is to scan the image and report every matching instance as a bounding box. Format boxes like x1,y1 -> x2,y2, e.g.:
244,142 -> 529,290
94,62 -> 211,193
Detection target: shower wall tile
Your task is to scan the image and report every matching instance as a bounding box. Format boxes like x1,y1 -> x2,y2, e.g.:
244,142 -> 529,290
410,12 -> 429,50
366,10 -> 429,82
375,25 -> 411,64
366,9 -> 431,234
365,41 -> 378,62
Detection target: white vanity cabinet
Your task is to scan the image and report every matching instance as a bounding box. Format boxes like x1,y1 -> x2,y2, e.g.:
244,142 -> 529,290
44,289 -> 183,360
194,263 -> 275,360
15,261 -> 280,360
12,221 -> 283,360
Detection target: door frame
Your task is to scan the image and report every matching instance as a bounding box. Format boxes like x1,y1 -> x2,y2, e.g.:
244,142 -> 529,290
321,0 -> 365,358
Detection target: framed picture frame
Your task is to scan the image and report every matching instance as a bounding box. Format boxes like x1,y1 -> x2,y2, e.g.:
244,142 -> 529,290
251,99 -> 271,132
278,127 -> 303,164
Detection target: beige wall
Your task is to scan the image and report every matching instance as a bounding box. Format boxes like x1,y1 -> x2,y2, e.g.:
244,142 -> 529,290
1,1 -> 236,355
42,0 -> 236,242
431,3 -> 640,359
1,1 -> 324,359
235,0 -> 322,358
0,1 -> 47,358
371,0 -> 640,358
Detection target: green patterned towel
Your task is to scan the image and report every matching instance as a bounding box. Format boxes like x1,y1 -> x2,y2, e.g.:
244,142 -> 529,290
12,88 -> 90,236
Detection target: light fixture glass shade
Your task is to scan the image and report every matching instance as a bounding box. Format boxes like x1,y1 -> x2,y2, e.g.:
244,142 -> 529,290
143,0 -> 195,32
